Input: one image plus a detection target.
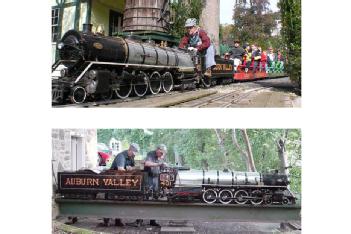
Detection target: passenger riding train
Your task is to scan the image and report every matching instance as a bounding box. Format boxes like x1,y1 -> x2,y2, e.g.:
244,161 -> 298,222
52,27 -> 286,105
57,166 -> 296,205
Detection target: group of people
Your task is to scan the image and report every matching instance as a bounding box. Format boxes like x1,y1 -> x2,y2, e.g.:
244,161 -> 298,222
103,143 -> 168,228
226,40 -> 285,73
177,17 -> 285,78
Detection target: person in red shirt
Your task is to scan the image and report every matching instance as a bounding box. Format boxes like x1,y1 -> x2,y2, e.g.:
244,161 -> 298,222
260,48 -> 268,72
179,18 -> 216,78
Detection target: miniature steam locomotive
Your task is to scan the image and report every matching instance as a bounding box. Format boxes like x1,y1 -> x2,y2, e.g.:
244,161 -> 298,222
52,26 -> 285,105
57,167 -> 296,205
52,27 -> 214,104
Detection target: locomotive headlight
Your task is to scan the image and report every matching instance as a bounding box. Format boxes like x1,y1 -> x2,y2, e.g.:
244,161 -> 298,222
57,42 -> 65,50
88,70 -> 97,79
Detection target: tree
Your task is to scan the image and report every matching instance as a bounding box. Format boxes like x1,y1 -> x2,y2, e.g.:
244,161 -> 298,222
231,0 -> 278,48
278,0 -> 301,86
214,129 -> 229,170
231,129 -> 256,172
277,129 -> 289,175
241,129 -> 257,172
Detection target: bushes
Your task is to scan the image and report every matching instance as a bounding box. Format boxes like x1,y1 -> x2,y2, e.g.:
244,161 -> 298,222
279,0 -> 301,87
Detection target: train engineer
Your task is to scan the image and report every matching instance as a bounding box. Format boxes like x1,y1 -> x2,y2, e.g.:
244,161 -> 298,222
143,144 -> 168,227
110,143 -> 140,171
179,18 -> 216,78
103,143 -> 140,227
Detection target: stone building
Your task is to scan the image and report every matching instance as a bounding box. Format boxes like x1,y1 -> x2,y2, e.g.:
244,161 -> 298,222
52,129 -> 98,181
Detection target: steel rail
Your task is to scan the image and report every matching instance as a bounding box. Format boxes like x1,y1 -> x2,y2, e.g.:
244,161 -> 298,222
55,198 -> 301,222
221,87 -> 268,108
53,91 -> 181,108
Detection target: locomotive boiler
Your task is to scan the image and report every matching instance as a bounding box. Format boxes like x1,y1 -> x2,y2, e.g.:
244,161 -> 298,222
166,169 -> 294,205
57,167 -> 296,206
52,26 -> 198,104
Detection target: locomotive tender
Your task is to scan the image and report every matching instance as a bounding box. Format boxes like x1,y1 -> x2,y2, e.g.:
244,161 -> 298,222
57,167 -> 296,206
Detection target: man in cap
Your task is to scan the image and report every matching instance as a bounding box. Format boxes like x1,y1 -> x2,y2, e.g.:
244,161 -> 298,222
179,18 -> 216,79
145,144 -> 168,191
131,144 -> 168,228
101,143 -> 140,227
227,39 -> 245,72
110,143 -> 140,171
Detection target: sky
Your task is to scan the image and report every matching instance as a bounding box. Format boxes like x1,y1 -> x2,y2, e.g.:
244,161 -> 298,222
220,0 -> 279,24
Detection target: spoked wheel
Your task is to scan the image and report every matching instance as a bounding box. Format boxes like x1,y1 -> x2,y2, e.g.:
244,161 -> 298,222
282,197 -> 289,205
133,71 -> 149,97
234,189 -> 249,204
149,71 -> 162,95
115,79 -> 132,99
202,189 -> 217,204
250,190 -> 263,205
218,189 -> 233,204
265,197 -> 272,205
201,75 -> 211,88
71,86 -> 87,104
162,72 -> 174,93
101,89 -> 114,101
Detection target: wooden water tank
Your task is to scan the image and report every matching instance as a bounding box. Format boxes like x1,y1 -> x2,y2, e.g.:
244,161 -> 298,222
123,0 -> 170,33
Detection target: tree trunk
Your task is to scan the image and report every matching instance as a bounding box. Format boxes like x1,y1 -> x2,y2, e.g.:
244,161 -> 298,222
201,159 -> 209,171
241,129 -> 257,172
232,129 -> 250,171
277,129 -> 289,175
214,129 -> 229,170
173,145 -> 183,167
200,0 -> 220,54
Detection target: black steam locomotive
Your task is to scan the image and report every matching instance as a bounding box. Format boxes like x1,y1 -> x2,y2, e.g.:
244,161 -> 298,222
52,26 -> 233,104
57,167 -> 296,205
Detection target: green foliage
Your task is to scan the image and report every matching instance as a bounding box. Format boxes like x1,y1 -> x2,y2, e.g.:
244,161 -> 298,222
169,0 -> 203,38
278,0 -> 301,86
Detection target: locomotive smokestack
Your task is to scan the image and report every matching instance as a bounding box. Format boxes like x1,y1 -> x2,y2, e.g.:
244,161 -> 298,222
83,23 -> 93,33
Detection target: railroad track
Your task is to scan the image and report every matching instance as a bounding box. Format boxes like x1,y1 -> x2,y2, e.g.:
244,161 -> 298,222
169,87 -> 268,108
53,91 -> 182,108
53,77 -> 292,108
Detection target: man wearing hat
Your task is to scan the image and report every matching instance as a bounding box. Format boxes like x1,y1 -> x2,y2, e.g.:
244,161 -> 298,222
179,18 -> 216,78
110,143 -> 140,171
128,144 -> 167,228
141,144 -> 168,227
102,143 -> 140,227
227,39 -> 245,72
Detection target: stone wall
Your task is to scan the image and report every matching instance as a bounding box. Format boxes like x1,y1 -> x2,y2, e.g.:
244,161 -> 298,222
52,129 -> 97,177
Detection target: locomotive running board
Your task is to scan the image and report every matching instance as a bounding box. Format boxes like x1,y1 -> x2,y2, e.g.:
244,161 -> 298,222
73,61 -> 195,84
